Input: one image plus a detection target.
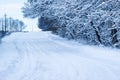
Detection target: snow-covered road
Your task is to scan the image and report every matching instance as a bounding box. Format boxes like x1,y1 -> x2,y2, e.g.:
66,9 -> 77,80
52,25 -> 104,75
0,32 -> 120,80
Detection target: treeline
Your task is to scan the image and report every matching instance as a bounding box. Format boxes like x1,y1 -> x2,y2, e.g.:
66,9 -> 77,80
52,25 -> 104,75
0,14 -> 26,39
22,0 -> 120,48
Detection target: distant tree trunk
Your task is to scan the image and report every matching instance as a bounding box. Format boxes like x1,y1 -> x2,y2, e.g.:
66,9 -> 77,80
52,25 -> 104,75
90,21 -> 102,44
2,19 -> 4,31
4,14 -> 7,32
111,29 -> 118,45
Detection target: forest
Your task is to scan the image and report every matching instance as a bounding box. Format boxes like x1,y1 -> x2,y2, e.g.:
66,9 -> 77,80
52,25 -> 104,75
22,0 -> 120,48
0,14 -> 26,41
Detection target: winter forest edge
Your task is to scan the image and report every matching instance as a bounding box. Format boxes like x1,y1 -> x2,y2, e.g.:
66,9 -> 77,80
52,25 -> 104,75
22,0 -> 120,48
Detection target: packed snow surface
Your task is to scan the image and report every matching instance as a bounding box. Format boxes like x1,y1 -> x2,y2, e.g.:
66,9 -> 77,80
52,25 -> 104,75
0,31 -> 120,80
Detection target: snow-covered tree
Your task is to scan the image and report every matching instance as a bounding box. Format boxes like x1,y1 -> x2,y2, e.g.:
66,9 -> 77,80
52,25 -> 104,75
22,0 -> 120,48
0,15 -> 26,32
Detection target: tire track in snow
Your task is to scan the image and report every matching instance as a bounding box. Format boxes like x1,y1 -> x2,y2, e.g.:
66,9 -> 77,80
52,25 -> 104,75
19,34 -> 120,80
1,32 -> 120,80
17,41 -> 44,80
3,40 -> 33,80
0,42 -> 21,80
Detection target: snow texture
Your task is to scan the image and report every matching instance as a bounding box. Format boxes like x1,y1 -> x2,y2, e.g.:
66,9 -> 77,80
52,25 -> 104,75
23,0 -> 120,47
0,32 -> 120,80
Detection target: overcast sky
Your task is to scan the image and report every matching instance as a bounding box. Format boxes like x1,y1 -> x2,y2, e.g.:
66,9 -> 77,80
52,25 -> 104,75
0,0 -> 25,4
0,0 -> 39,31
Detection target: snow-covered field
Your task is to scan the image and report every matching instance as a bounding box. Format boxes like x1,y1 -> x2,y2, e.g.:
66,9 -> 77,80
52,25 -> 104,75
0,31 -> 120,80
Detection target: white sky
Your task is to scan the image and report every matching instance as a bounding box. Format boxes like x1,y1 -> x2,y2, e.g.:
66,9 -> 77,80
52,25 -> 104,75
0,0 -> 39,31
